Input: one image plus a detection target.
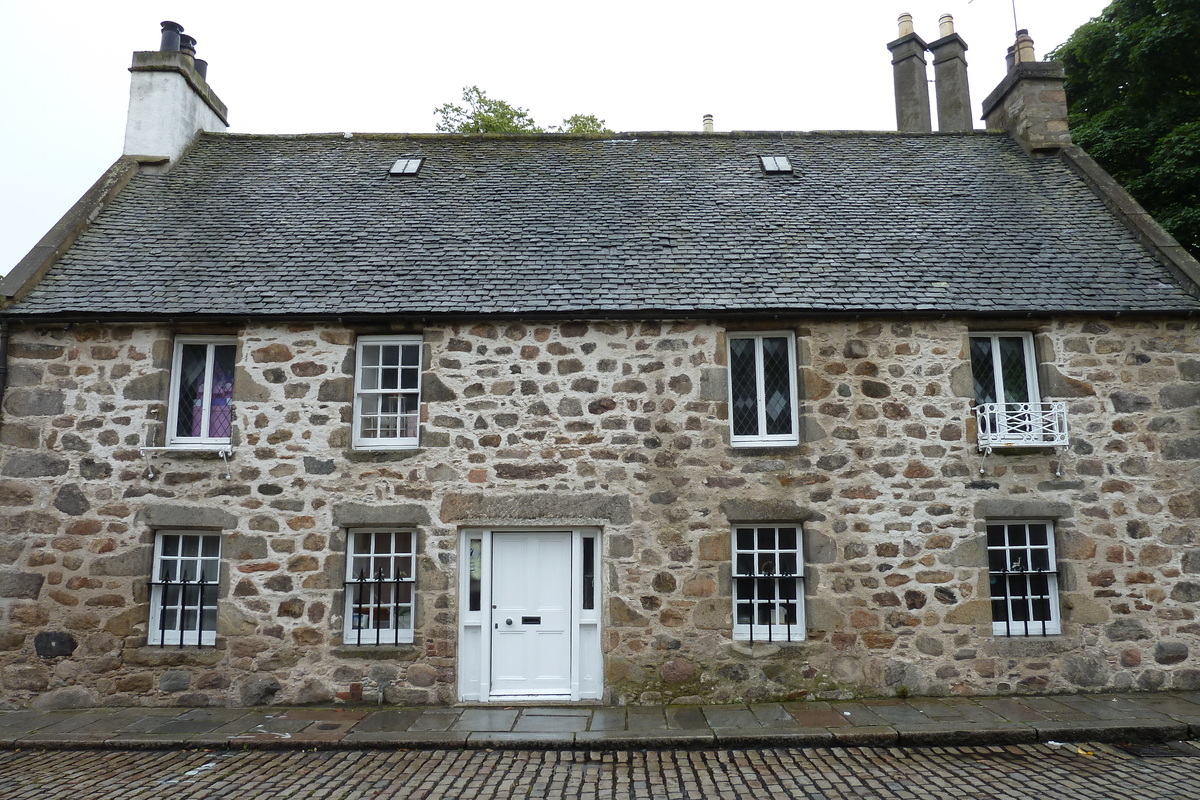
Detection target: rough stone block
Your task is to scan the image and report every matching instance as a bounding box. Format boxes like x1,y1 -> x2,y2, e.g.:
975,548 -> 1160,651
0,570 -> 44,599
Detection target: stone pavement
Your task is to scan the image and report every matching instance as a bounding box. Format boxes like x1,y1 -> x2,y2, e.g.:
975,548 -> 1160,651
0,691 -> 1198,751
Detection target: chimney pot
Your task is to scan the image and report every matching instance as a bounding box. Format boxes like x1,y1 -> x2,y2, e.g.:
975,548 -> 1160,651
180,34 -> 197,58
703,114 -> 714,134
897,13 -> 915,37
159,20 -> 184,52
1015,30 -> 1036,64
194,59 -> 209,80
939,14 -> 954,38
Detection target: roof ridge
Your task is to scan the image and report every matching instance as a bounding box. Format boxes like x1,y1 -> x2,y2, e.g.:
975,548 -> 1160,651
201,130 -> 1007,142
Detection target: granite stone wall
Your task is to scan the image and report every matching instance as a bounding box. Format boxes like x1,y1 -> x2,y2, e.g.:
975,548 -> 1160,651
0,316 -> 1197,708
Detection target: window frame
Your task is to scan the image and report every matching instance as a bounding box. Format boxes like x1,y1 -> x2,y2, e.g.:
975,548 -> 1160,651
986,520 -> 1062,636
148,530 -> 221,647
969,331 -> 1041,407
727,331 -> 800,447
352,334 -> 423,450
731,524 -> 806,642
343,528 -> 417,646
165,335 -> 237,448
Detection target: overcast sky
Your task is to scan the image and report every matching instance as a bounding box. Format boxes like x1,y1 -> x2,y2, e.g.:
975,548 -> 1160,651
0,0 -> 1110,276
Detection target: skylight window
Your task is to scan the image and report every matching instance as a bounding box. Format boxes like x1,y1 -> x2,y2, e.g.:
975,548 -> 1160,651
760,156 -> 792,174
390,158 -> 424,176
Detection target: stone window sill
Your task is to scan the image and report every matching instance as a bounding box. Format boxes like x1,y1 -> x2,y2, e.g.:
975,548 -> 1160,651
332,644 -> 420,660
344,449 -> 425,463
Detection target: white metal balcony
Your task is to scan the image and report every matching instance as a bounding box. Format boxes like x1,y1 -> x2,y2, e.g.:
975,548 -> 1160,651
974,401 -> 1068,450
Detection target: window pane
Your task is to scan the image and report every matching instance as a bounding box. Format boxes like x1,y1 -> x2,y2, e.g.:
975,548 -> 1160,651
969,337 -> 996,404
761,337 -> 793,436
997,337 -> 1031,403
756,528 -> 775,550
985,525 -> 1005,548
175,344 -> 208,437
735,528 -> 754,550
582,537 -> 595,611
729,338 -> 759,437
401,345 -> 420,366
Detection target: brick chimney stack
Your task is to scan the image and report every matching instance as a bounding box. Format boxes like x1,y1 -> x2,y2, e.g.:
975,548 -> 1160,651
886,14 -> 932,133
123,21 -> 228,169
928,14 -> 972,132
981,29 -> 1072,154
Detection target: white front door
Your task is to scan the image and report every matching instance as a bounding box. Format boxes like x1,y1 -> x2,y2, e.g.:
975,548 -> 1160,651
490,532 -> 573,697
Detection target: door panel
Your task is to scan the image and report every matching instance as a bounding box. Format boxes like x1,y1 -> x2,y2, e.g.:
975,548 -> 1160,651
490,533 -> 572,696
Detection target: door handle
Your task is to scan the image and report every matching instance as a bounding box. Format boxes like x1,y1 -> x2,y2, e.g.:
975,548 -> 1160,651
506,618 -> 513,625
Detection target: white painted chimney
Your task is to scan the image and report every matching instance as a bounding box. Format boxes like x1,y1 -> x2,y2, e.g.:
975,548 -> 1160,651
703,114 -> 714,133
123,21 -> 228,169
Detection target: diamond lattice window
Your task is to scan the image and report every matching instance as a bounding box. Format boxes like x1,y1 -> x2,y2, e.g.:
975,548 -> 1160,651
167,337 -> 236,446
970,332 -> 1066,448
728,332 -> 798,446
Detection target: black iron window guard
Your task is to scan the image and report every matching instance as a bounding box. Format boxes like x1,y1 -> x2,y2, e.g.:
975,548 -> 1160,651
344,569 -> 414,646
991,565 -> 1059,637
147,574 -> 215,648
738,570 -> 802,644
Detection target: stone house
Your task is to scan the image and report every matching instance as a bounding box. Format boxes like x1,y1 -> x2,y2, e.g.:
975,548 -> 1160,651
1,19 -> 1198,709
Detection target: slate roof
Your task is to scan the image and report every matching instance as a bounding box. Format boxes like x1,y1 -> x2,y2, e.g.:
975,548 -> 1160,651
7,131 -> 1200,318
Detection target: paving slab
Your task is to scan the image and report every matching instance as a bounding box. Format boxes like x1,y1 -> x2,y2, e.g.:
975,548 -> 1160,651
280,708 -> 368,722
665,706 -> 707,730
907,698 -> 1006,724
832,702 -> 892,727
783,701 -> 851,728
862,701 -> 934,726
408,711 -> 463,732
1122,693 -> 1200,717
513,714 -> 588,733
975,697 -> 1050,722
749,703 -> 794,726
452,708 -> 519,731
515,707 -> 594,717
348,708 -> 423,732
588,708 -> 627,731
625,707 -> 668,730
701,706 -> 760,729
1051,694 -> 1152,721
1019,697 -> 1097,722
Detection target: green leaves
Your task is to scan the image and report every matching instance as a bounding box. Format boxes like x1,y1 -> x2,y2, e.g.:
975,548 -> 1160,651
1053,0 -> 1200,257
434,86 -> 613,135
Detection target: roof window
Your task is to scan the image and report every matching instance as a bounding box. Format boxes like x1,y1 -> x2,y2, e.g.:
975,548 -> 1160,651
390,158 -> 424,176
760,156 -> 792,174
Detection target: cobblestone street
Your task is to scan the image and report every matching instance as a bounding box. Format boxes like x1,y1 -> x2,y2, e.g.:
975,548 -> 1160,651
3,742 -> 1199,799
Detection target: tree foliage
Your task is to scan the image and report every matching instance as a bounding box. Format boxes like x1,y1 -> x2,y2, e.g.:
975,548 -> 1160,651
434,86 -> 612,135
1052,0 -> 1200,257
